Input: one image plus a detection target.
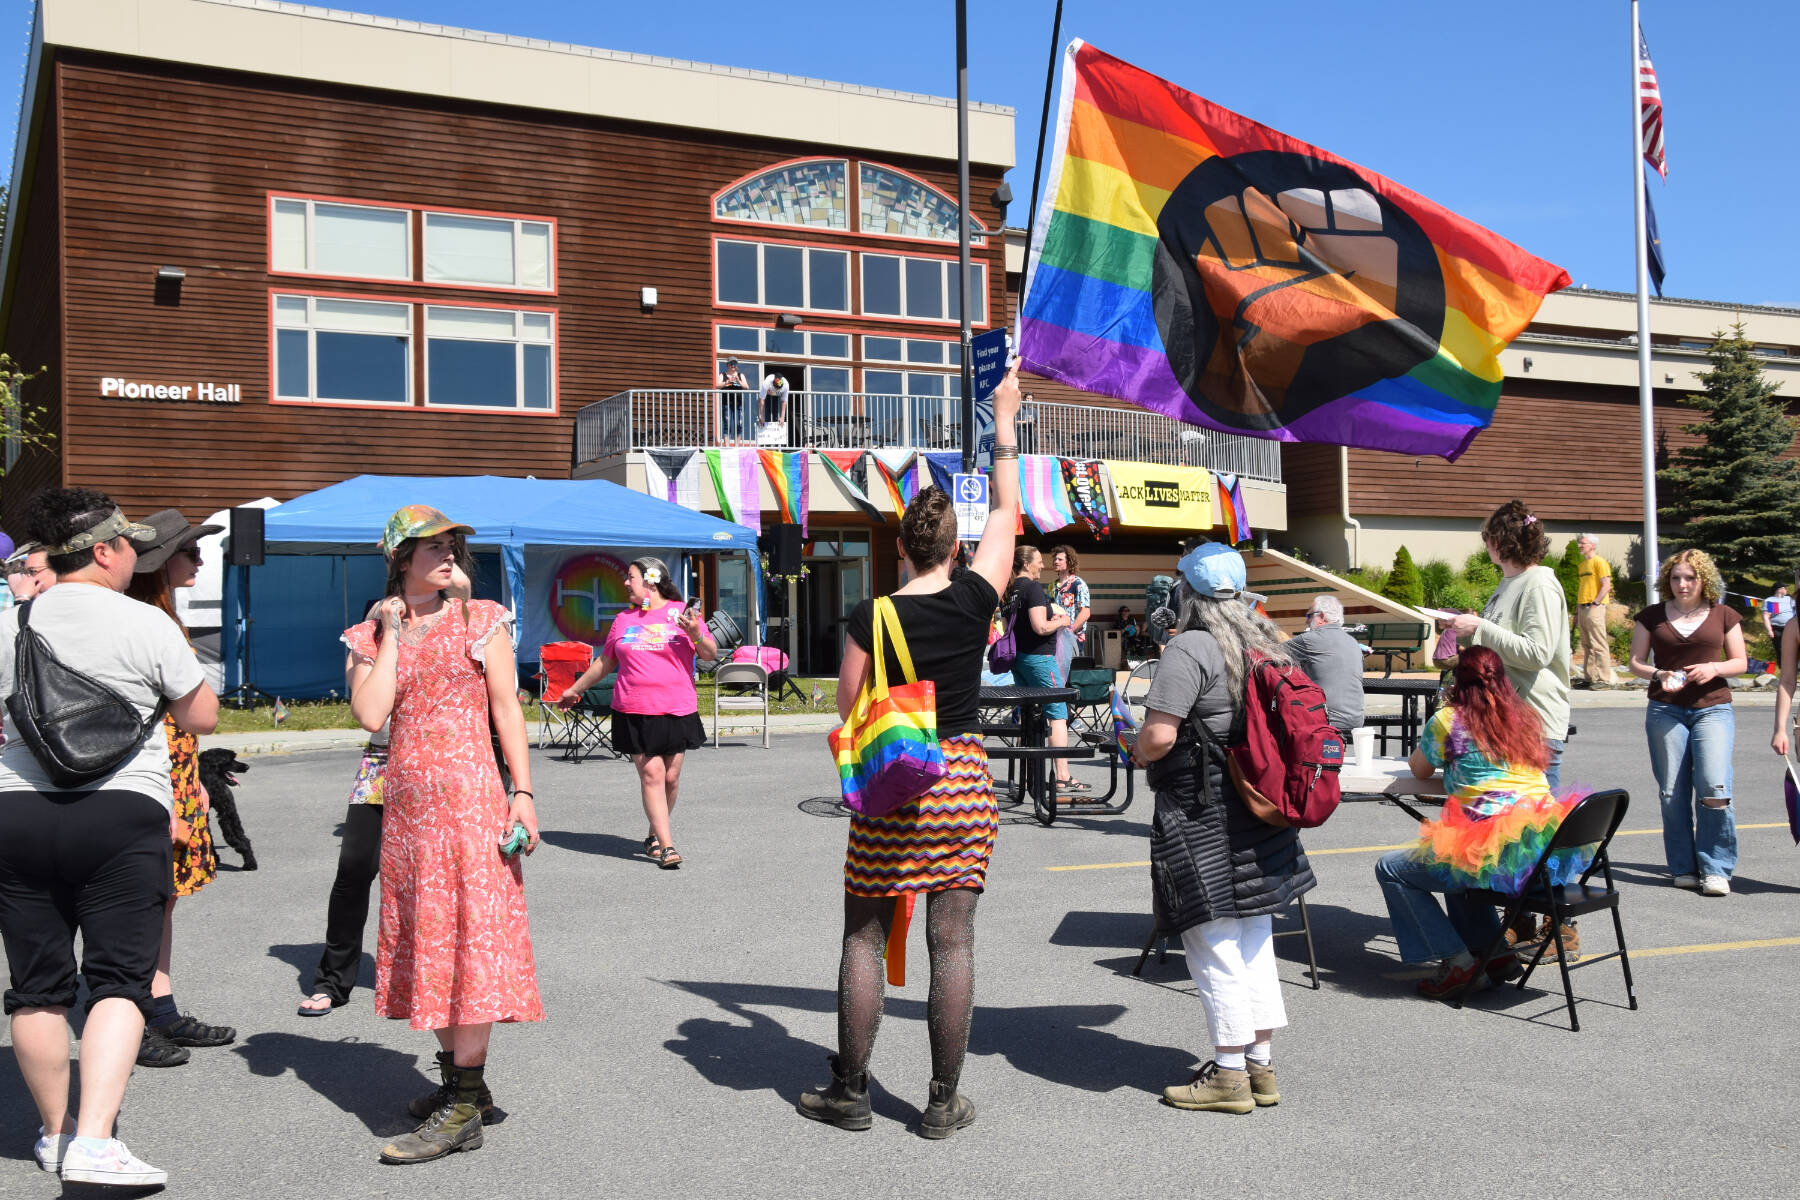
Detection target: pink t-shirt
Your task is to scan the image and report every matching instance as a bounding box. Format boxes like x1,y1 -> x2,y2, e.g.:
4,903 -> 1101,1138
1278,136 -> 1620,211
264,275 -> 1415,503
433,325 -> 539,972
604,601 -> 697,715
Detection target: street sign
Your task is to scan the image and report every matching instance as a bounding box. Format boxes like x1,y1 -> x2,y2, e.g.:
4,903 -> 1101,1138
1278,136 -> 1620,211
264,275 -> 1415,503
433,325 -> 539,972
952,472 -> 989,542
970,328 -> 1009,471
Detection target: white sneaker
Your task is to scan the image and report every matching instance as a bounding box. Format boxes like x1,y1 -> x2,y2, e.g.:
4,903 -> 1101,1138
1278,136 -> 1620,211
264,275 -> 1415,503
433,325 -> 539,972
1672,874 -> 1700,890
1701,875 -> 1731,897
59,1138 -> 167,1186
33,1126 -> 72,1173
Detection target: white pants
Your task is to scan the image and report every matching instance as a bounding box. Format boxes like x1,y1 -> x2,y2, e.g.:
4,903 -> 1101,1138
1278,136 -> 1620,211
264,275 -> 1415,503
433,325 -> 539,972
1179,913 -> 1287,1048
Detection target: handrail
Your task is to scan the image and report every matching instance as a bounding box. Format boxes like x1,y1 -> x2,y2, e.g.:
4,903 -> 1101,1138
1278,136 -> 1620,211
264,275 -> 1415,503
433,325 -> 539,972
573,389 -> 1283,483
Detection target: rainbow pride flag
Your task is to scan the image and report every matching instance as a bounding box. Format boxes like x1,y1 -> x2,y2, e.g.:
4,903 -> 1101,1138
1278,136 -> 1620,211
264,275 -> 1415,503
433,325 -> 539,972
1019,42 -> 1571,461
1215,472 -> 1251,543
758,449 -> 810,535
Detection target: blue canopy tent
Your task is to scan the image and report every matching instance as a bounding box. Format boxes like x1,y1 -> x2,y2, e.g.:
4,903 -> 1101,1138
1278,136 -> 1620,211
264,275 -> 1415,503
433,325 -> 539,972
223,474 -> 762,698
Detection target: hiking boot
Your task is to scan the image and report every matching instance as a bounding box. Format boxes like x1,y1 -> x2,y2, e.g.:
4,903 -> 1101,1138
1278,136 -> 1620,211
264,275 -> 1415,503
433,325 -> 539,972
1536,917 -> 1581,962
796,1054 -> 872,1131
1416,957 -> 1492,1001
409,1050 -> 495,1120
382,1066 -> 485,1164
1245,1060 -> 1280,1107
1501,911 -> 1537,949
136,1024 -> 191,1068
920,1078 -> 977,1139
161,1013 -> 236,1047
60,1138 -> 167,1187
1161,1061 -> 1254,1113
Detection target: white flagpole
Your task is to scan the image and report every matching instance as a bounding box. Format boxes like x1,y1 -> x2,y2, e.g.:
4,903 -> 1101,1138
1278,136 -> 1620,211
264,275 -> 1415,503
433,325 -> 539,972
1632,0 -> 1660,603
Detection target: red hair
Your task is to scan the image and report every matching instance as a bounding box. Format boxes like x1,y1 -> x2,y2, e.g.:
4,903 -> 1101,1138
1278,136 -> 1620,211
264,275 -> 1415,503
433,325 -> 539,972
1445,646 -> 1548,771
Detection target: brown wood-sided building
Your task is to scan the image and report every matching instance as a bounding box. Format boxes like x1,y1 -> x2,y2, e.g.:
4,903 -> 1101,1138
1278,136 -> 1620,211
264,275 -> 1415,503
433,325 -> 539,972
0,0 -> 1015,536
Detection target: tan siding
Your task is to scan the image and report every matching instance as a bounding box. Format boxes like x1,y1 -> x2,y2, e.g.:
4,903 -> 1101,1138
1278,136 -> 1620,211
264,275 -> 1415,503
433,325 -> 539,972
46,51 -> 1008,523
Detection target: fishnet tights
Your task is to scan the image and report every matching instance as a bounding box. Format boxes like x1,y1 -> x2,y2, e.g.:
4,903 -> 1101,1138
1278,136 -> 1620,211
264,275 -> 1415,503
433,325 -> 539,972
836,888 -> 978,1086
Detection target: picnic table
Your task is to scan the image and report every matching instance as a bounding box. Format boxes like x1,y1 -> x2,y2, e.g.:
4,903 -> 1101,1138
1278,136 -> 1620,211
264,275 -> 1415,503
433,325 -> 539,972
1360,677 -> 1442,756
979,684 -> 1097,826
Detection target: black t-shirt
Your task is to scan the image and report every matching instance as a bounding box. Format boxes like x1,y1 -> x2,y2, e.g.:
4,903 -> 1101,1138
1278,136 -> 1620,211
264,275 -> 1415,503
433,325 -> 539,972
846,571 -> 999,737
1008,576 -> 1055,657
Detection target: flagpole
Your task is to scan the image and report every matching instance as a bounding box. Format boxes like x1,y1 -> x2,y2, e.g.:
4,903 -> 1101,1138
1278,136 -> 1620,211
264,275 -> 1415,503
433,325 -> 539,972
1632,0 -> 1660,603
955,0 -> 976,475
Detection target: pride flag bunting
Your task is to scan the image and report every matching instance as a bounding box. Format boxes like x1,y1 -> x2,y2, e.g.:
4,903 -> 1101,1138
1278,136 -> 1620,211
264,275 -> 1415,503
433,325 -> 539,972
868,450 -> 915,520
758,449 -> 811,535
1019,454 -> 1074,532
820,451 -> 886,521
1215,472 -> 1251,543
1019,41 -> 1570,462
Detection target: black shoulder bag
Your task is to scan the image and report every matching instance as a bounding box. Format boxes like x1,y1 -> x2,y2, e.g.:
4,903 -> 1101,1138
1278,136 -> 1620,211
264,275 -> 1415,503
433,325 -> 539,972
6,597 -> 167,788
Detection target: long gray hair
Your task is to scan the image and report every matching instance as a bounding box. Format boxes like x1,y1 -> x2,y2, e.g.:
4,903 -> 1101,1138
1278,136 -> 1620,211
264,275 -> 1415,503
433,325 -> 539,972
1173,588 -> 1291,707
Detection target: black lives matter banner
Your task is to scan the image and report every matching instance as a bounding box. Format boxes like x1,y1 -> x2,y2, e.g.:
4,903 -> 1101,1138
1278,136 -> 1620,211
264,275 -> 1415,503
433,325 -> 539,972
1105,462 -> 1214,531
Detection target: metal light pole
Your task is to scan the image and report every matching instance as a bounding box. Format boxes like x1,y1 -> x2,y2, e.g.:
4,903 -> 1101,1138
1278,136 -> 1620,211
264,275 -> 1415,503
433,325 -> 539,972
956,0 -> 976,474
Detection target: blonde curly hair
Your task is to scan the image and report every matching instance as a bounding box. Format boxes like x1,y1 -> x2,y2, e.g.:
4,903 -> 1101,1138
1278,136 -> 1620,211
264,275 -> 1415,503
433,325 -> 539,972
1657,548 -> 1724,606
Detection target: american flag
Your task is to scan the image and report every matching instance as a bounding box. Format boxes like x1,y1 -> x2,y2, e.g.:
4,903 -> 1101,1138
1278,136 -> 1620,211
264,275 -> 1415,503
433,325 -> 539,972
1639,31 -> 1666,178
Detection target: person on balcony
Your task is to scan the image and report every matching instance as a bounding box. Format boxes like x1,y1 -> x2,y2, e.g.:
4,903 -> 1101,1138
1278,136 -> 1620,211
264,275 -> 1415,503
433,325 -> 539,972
718,358 -> 752,444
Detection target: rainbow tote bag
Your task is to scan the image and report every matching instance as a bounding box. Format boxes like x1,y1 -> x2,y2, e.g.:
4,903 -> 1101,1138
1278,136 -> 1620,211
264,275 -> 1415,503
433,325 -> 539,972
829,596 -> 946,818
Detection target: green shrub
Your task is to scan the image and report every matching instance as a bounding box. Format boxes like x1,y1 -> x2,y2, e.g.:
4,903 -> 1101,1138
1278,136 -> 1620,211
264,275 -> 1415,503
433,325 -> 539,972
1436,581 -> 1479,613
1383,545 -> 1424,607
1607,617 -> 1635,667
1418,559 -> 1456,606
1555,539 -> 1582,617
1462,550 -> 1500,595
1344,566 -> 1387,595
1613,567 -> 1645,609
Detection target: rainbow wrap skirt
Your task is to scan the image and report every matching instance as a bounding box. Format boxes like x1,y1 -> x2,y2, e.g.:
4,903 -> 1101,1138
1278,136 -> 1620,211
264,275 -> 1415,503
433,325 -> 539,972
1409,791 -> 1595,895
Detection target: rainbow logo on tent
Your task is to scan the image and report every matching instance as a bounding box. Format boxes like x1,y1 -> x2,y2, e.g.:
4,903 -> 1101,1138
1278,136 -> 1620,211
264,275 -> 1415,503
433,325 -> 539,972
1019,41 -> 1571,461
549,552 -> 630,640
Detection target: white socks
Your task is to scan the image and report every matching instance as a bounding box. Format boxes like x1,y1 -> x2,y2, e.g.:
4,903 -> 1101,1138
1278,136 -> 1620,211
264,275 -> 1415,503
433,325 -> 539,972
1215,1050 -> 1247,1070
1247,1040 -> 1272,1066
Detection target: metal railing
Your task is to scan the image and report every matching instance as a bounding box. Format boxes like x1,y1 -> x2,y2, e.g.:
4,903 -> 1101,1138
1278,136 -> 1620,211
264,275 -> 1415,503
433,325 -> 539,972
574,389 -> 1283,483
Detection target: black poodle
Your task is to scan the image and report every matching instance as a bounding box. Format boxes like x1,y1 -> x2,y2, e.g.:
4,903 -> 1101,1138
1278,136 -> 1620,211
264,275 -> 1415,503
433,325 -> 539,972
198,748 -> 257,870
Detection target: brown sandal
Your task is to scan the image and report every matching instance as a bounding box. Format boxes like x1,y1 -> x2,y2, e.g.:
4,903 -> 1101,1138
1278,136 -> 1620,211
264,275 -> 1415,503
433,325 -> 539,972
651,844 -> 683,869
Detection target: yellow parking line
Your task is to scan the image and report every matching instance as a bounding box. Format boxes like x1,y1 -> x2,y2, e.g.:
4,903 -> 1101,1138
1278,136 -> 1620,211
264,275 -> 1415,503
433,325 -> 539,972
1044,822 -> 1791,872
1632,936 -> 1800,959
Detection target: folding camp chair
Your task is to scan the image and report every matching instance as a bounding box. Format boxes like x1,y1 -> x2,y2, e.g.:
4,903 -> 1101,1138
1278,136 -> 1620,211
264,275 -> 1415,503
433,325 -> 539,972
712,662 -> 770,748
562,673 -> 621,763
1455,788 -> 1637,1030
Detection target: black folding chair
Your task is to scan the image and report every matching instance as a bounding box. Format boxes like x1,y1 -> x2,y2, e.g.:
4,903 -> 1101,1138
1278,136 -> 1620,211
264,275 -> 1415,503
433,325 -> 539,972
1455,788 -> 1637,1030
1132,895 -> 1319,990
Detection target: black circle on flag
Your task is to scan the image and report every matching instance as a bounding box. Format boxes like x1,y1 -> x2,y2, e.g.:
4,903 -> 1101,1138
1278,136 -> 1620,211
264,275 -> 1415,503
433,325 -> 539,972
1151,151 -> 1445,429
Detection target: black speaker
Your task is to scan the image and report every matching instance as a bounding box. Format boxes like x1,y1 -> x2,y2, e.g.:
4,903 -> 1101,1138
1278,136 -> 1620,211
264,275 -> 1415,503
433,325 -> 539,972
764,523 -> 803,577
227,506 -> 265,566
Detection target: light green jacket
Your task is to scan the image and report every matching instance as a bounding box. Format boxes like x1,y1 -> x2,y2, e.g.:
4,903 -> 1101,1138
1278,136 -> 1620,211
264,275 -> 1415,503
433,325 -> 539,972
1470,564 -> 1571,741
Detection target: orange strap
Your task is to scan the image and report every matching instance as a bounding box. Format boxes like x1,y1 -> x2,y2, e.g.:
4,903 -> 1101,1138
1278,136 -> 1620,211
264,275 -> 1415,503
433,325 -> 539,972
884,893 -> 916,986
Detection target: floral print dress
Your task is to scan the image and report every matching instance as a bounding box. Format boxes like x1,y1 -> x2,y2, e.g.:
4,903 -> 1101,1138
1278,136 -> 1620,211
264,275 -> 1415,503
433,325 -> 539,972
168,716 -> 215,896
343,599 -> 543,1030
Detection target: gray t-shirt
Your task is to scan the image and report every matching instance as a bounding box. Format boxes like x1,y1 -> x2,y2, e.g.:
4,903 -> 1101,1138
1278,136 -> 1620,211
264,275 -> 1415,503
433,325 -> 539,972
1285,622 -> 1366,733
1143,629 -> 1234,739
0,583 -> 206,808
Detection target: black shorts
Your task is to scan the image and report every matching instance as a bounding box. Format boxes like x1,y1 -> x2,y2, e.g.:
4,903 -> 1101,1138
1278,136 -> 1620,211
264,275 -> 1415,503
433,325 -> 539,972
613,711 -> 707,759
0,788 -> 171,1016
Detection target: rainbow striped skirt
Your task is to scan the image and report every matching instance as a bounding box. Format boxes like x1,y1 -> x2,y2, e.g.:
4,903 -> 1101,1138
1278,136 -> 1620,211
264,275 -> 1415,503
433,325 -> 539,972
844,735 -> 997,896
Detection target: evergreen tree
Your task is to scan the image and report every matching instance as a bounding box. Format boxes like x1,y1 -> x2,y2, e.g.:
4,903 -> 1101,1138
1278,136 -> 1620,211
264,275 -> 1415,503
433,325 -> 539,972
1555,538 -> 1582,616
1658,326 -> 1800,592
1382,545 -> 1423,607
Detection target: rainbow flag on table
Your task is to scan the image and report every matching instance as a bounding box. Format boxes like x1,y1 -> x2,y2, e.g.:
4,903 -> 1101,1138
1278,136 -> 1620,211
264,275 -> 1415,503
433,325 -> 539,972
1019,42 -> 1571,462
757,449 -> 810,535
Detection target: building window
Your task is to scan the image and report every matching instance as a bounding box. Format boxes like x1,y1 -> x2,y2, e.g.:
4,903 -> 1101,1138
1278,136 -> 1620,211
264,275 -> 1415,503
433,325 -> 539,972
273,294 -> 412,405
715,160 -> 849,230
716,324 -> 852,360
861,254 -> 986,324
859,164 -> 987,244
424,306 -> 555,411
863,335 -> 960,365
865,369 -> 961,398
715,239 -> 851,313
270,198 -> 411,280
423,213 -> 553,290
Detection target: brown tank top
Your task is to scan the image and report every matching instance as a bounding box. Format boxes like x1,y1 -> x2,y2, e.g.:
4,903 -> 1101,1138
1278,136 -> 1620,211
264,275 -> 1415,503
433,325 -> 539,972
1636,602 -> 1740,709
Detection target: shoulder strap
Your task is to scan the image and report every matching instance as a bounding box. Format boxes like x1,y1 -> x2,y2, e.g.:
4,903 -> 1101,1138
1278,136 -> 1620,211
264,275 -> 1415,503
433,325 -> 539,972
868,597 -> 892,701
874,596 -> 920,686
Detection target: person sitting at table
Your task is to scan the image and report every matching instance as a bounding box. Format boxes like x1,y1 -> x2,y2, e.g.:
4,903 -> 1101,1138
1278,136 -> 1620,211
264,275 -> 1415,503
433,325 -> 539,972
1130,544 -> 1314,1115
1373,646 -> 1591,1001
1283,595 -> 1364,735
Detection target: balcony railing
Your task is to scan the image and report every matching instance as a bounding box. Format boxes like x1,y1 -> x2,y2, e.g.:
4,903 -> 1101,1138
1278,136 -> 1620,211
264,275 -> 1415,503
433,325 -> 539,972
574,389 -> 1283,483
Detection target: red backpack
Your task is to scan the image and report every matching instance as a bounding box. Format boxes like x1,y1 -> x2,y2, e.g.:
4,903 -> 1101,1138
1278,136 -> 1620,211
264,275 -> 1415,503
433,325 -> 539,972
1224,652 -> 1344,829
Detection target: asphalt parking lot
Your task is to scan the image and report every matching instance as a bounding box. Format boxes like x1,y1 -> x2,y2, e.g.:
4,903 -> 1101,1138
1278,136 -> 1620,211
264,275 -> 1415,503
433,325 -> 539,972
3,705 -> 1797,1199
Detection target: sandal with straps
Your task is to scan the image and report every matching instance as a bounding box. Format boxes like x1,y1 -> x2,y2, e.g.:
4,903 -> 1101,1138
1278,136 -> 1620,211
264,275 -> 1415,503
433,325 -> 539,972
651,844 -> 683,870
643,834 -> 659,858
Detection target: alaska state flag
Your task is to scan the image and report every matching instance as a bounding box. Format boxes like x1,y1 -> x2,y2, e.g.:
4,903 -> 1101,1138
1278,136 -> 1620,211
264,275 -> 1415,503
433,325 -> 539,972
1019,41 -> 1571,462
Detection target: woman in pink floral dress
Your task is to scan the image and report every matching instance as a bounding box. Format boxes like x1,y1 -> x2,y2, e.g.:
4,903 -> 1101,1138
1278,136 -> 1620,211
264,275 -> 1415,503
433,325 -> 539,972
344,505 -> 541,1166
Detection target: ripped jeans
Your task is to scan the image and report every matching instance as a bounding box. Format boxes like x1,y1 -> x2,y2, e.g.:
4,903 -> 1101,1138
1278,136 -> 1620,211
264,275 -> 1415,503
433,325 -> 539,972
1645,700 -> 1738,879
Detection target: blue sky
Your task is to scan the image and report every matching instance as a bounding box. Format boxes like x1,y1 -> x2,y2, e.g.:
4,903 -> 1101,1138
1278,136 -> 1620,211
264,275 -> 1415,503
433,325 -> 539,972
4,0 -> 1795,308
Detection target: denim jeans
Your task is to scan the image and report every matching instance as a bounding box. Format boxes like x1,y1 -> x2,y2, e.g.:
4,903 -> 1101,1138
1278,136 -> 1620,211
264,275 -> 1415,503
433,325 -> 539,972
1645,701 -> 1738,879
1544,739 -> 1564,792
1374,849 -> 1506,964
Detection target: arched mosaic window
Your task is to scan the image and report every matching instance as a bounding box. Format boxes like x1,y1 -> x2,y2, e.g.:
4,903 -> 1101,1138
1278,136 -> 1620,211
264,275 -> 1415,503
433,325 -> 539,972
714,159 -> 849,230
858,164 -> 986,244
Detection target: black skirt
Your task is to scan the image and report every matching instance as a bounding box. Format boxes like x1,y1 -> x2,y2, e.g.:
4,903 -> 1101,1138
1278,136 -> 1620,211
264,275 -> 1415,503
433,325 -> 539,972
612,711 -> 707,758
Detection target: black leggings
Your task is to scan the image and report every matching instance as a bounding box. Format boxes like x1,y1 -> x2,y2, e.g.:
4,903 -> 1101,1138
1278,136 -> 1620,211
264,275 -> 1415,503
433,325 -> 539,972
0,788 -> 170,1016
836,888 -> 978,1086
311,804 -> 383,1005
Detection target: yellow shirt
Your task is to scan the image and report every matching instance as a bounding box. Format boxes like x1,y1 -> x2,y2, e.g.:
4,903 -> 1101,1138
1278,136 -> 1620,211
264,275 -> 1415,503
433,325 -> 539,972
1577,555 -> 1612,606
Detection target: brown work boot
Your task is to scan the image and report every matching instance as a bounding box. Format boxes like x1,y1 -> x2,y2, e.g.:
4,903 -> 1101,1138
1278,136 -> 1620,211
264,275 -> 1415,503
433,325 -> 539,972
1162,1061 -> 1254,1114
1245,1060 -> 1280,1107
796,1054 -> 872,1131
1501,911 -> 1537,949
381,1066 -> 485,1164
1537,917 -> 1581,962
920,1078 -> 977,1139
408,1050 -> 495,1120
